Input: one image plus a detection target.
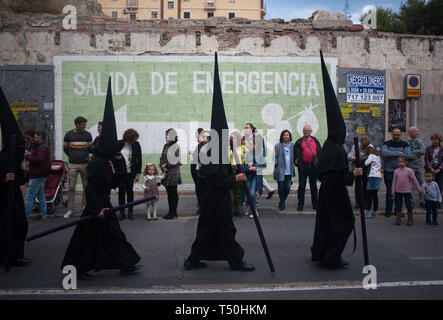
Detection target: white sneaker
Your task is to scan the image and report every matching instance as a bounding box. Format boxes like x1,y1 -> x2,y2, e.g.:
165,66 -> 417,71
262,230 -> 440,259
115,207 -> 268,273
64,210 -> 73,218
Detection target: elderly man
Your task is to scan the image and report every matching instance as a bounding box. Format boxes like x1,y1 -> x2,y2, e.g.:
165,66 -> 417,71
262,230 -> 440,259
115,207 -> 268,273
295,125 -> 321,211
381,128 -> 412,217
406,127 -> 426,207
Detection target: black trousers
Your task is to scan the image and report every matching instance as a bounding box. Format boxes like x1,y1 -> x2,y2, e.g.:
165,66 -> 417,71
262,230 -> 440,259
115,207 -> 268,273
166,185 -> 179,215
190,164 -> 201,207
365,189 -> 379,212
118,173 -> 136,214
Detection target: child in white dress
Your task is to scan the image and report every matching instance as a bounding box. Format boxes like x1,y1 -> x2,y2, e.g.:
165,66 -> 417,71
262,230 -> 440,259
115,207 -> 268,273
142,163 -> 164,220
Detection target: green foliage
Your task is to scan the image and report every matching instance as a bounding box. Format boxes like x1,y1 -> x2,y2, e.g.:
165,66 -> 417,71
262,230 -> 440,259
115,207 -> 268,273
360,0 -> 443,35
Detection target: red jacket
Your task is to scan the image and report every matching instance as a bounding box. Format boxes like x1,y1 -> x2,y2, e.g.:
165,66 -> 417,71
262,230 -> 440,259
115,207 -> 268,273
25,142 -> 51,179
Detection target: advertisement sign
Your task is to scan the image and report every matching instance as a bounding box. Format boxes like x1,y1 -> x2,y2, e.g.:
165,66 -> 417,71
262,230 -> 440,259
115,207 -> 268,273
347,74 -> 385,104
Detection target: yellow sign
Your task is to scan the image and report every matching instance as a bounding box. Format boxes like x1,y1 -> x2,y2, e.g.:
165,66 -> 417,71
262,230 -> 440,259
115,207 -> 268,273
407,89 -> 421,98
340,103 -> 353,119
357,127 -> 366,134
356,104 -> 371,113
11,102 -> 38,112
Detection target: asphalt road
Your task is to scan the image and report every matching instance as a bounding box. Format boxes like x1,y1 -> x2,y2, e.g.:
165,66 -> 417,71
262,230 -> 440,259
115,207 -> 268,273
1,192 -> 442,301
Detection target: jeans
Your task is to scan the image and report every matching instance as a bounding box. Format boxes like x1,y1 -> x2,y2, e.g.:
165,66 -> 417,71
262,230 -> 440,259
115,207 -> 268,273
425,200 -> 439,223
244,174 -> 257,209
297,163 -> 318,208
395,193 -> 412,214
384,171 -> 395,214
25,177 -> 47,218
278,175 -> 292,205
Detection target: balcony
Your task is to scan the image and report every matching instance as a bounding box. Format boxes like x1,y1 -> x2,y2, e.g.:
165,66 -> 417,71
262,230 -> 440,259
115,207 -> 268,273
205,0 -> 216,10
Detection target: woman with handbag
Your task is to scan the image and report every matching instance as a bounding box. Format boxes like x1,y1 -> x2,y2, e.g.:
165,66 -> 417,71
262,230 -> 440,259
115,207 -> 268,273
294,125 -> 321,211
274,130 -> 296,211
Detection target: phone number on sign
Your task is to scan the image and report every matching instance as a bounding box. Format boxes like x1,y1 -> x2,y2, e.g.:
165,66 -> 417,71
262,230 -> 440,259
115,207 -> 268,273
347,94 -> 384,103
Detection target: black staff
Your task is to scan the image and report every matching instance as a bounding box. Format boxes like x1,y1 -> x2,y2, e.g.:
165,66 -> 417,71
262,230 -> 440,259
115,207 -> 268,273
354,136 -> 370,266
230,138 -> 275,273
27,195 -> 157,242
4,134 -> 16,272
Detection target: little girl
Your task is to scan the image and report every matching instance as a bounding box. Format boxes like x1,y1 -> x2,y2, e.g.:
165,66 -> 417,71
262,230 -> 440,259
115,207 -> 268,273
364,147 -> 382,218
143,163 -> 164,220
392,156 -> 423,226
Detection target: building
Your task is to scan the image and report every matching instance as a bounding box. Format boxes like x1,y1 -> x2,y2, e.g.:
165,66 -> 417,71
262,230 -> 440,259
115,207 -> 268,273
97,0 -> 265,20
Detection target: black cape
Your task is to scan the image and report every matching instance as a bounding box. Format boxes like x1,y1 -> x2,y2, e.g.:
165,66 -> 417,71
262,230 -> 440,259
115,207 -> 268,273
61,157 -> 140,273
0,150 -> 28,265
188,164 -> 244,263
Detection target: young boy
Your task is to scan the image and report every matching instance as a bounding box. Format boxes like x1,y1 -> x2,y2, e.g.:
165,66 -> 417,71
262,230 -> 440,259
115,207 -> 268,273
392,156 -> 423,226
422,171 -> 442,225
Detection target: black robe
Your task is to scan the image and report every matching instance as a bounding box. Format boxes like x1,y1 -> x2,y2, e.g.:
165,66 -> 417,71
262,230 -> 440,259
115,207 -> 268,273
61,158 -> 140,273
311,147 -> 355,265
0,151 -> 28,265
189,164 -> 244,263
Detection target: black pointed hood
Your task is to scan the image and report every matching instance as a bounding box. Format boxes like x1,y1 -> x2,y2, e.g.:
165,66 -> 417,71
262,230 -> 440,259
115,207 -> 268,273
98,77 -> 118,159
316,51 -> 348,174
210,52 -> 229,166
0,86 -> 25,166
87,77 -> 117,188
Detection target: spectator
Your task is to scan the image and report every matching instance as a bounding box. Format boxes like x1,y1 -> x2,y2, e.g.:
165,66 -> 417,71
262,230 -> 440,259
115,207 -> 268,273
392,156 -> 422,226
117,129 -> 142,221
274,130 -> 296,211
24,131 -> 51,220
349,135 -> 374,206
90,121 -> 103,156
21,129 -> 36,193
63,116 -> 92,218
229,131 -> 244,217
425,133 -> 443,194
406,127 -> 426,207
295,125 -> 321,211
364,146 -> 382,218
190,128 -> 204,215
381,128 -> 411,217
160,128 -> 182,220
422,171 -> 442,226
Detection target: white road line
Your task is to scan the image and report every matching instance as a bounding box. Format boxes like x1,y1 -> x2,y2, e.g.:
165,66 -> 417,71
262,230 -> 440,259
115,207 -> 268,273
1,280 -> 443,296
410,257 -> 443,261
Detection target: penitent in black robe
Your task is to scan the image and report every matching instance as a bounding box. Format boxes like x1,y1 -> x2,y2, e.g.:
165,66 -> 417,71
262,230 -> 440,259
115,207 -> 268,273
311,147 -> 355,265
61,158 -> 140,274
188,164 -> 244,263
0,151 -> 28,265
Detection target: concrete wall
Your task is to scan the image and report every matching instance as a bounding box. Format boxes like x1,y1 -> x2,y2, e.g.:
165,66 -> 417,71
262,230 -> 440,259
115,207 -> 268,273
0,16 -> 442,145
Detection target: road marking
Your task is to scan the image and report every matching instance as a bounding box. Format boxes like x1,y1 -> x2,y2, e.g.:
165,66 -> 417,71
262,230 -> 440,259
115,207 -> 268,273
1,280 -> 443,296
410,256 -> 443,261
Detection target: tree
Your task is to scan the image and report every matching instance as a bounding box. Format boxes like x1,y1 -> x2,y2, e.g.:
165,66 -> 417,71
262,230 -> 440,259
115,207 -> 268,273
399,0 -> 428,34
360,7 -> 406,33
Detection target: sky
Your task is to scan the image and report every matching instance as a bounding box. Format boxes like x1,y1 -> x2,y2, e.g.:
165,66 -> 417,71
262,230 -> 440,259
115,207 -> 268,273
265,0 -> 404,24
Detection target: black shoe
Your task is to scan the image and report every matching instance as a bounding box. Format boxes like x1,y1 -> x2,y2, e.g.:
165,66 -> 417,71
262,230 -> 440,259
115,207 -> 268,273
229,261 -> 255,272
121,264 -> 143,276
233,212 -> 242,217
128,212 -> 134,220
297,206 -> 303,211
313,205 -> 318,210
78,272 -> 94,280
119,212 -> 126,220
12,258 -> 32,267
433,221 -> 439,226
266,191 -> 275,200
183,259 -> 207,270
339,259 -> 350,266
278,202 -> 285,211
163,213 -> 177,220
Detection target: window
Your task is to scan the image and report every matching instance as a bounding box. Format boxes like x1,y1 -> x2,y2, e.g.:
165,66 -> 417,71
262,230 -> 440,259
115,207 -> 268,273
229,12 -> 235,19
168,1 -> 174,9
229,0 -> 235,2
184,12 -> 190,19
111,11 -> 118,19
151,11 -> 158,19
207,12 -> 214,18
130,13 -> 136,21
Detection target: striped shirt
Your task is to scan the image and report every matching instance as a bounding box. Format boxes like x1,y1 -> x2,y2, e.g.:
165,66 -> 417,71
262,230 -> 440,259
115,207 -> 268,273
63,129 -> 92,164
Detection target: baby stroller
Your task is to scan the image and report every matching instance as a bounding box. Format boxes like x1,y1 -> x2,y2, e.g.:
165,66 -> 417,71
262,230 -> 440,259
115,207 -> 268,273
36,160 -> 69,215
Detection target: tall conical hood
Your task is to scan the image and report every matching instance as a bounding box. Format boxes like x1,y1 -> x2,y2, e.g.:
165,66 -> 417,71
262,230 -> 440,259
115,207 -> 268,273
99,77 -> 118,159
320,50 -> 346,144
0,86 -> 25,152
210,52 -> 229,165
316,51 -> 348,173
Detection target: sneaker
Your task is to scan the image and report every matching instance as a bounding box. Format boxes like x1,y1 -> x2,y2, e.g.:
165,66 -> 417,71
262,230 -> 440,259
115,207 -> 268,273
266,191 -> 275,199
64,210 -> 73,219
35,215 -> 47,221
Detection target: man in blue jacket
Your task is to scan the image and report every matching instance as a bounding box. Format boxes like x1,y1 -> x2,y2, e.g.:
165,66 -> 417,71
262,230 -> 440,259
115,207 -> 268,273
381,128 -> 411,217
